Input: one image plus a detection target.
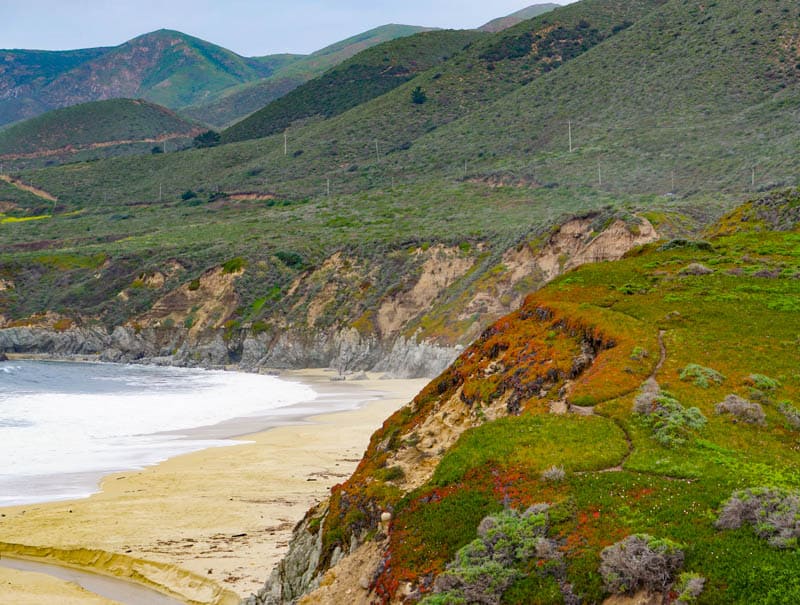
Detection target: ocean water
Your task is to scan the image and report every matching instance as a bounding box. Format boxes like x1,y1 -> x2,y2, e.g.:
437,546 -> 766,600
0,360 -> 319,506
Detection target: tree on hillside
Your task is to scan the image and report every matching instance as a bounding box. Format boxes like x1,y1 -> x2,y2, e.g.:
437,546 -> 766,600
193,130 -> 221,148
411,86 -> 428,105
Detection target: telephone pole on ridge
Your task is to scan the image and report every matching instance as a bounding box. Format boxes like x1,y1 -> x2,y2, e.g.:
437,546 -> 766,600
568,120 -> 573,153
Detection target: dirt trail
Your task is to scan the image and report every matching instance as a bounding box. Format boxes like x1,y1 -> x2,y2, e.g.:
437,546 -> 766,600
576,330 -> 668,474
0,175 -> 58,202
0,129 -> 205,162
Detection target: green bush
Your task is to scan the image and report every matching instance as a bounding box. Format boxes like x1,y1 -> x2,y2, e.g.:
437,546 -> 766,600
634,390 -> 707,447
422,506 -> 560,605
680,364 -> 725,388
600,534 -> 684,595
746,373 -> 782,391
222,257 -> 246,274
716,487 -> 800,549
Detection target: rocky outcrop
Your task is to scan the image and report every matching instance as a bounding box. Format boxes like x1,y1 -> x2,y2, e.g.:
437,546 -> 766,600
0,214 -> 657,380
0,323 -> 460,379
244,509 -> 326,605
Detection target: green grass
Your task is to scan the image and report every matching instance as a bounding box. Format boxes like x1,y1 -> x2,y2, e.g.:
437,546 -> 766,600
432,415 -> 629,486
0,99 -> 198,159
222,29 -> 484,143
320,192 -> 800,603
183,25 -> 435,128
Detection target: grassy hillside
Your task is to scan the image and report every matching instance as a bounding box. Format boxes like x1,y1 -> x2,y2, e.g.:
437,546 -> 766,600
222,29 -> 485,143
1,0 -> 798,339
0,31 -> 274,127
182,25 -> 435,128
0,99 -> 200,159
409,0 -> 800,195
479,3 -> 560,32
302,190 -> 800,604
0,25 -> 432,130
7,0 -> 664,207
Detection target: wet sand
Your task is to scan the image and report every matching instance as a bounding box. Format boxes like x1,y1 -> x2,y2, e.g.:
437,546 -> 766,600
0,369 -> 427,603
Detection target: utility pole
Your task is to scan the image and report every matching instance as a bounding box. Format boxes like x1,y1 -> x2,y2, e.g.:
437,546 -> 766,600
752,167 -> 756,190
568,120 -> 573,153
159,184 -> 162,203
464,160 -> 468,176
326,177 -> 330,197
671,170 -> 675,193
375,140 -> 380,163
284,130 -> 288,156
598,164 -> 602,186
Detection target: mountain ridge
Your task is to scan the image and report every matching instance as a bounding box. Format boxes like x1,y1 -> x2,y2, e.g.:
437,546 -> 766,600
0,24 -> 434,128
479,3 -> 561,32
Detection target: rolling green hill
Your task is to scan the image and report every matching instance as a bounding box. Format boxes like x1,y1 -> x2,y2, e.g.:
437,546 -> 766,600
0,25 -> 433,129
270,189 -> 800,604
478,3 -> 561,32
0,0 -> 798,346
0,99 -> 200,160
408,0 -> 800,195
221,29 -> 485,143
183,25 -> 437,128
6,0 -> 665,207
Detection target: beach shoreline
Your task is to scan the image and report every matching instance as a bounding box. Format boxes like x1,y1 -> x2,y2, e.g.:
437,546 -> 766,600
0,367 -> 428,603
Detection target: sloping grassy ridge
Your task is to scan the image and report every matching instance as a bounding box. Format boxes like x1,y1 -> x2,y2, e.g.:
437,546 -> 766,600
0,99 -> 200,158
303,190 -> 800,604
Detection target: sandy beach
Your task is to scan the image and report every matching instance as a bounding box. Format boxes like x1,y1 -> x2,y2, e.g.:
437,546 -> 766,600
0,369 -> 428,604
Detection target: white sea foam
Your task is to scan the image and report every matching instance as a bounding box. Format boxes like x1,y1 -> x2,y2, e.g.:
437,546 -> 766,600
0,363 -> 317,505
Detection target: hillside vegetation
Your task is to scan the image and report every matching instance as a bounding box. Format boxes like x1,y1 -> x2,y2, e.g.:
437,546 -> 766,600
268,190 -> 800,604
0,47 -> 110,125
0,25 -> 431,129
0,99 -> 200,162
3,0 -> 666,207
222,30 -> 485,143
409,0 -> 800,196
183,25 -> 435,128
479,3 -> 561,32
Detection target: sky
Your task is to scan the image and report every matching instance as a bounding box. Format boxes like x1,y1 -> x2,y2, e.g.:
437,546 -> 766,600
0,0 -> 579,57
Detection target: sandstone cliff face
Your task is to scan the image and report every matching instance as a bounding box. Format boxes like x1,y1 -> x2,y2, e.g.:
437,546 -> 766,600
243,217 -> 659,605
0,214 -> 657,381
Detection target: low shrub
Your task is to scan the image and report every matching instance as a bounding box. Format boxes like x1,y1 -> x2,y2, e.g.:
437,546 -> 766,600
745,373 -> 782,391
634,390 -> 707,447
674,572 -> 706,605
679,364 -> 725,388
714,395 -> 766,426
599,534 -> 684,595
658,239 -> 713,252
679,263 -> 714,276
778,401 -> 800,430
716,487 -> 800,549
222,257 -> 246,274
541,465 -> 566,483
423,505 -> 561,605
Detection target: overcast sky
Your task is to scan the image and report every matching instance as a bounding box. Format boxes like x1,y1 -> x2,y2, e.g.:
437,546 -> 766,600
1,1 -> 579,57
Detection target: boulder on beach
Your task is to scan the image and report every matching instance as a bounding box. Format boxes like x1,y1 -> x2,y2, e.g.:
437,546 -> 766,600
0,352 -> 8,362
